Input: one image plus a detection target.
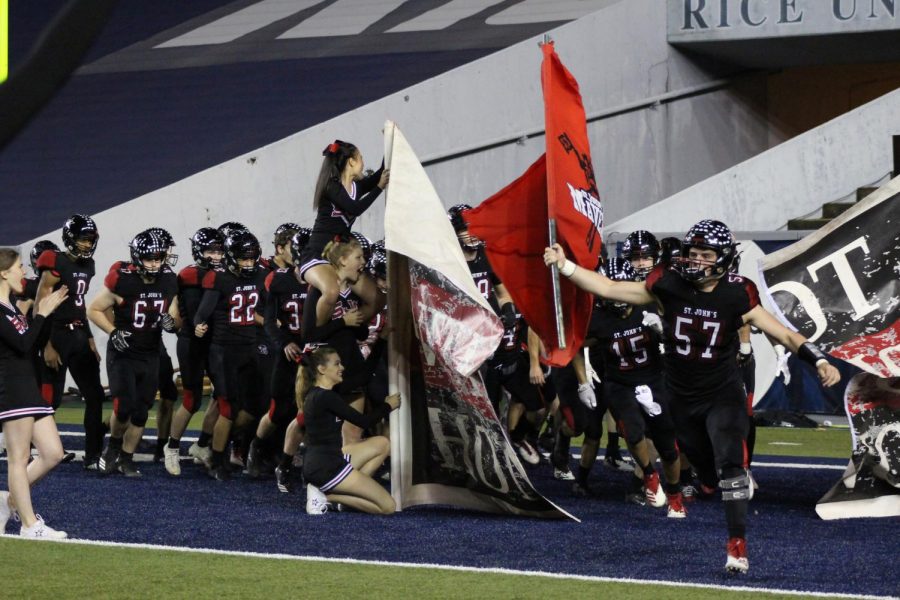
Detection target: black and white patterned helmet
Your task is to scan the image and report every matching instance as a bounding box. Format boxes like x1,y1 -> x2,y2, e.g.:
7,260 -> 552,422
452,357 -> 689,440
679,220 -> 737,282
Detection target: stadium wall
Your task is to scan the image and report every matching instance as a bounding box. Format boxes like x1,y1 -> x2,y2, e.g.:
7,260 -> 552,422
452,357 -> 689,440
19,0 -> 892,381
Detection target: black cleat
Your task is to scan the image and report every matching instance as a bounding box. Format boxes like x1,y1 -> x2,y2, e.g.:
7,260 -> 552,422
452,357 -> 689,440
117,457 -> 142,478
571,481 -> 594,497
245,439 -> 262,479
625,491 -> 647,506
208,463 -> 231,481
275,465 -> 293,493
99,447 -> 120,475
61,451 -> 76,464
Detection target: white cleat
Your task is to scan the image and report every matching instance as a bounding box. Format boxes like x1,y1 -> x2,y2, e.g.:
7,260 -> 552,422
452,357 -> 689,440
553,468 -> 576,481
188,442 -> 212,467
644,472 -> 667,508
726,537 -> 749,574
163,445 -> 182,476
514,440 -> 540,466
0,491 -> 11,533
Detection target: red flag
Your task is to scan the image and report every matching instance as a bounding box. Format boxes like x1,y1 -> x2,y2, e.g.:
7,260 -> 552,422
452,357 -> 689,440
467,43 -> 601,367
542,41 -> 603,269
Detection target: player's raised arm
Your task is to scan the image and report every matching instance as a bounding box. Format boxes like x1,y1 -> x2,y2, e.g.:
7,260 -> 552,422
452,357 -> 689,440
742,304 -> 840,387
543,243 -> 654,306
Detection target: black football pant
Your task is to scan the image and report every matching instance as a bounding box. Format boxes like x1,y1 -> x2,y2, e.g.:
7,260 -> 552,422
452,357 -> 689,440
40,325 -> 105,459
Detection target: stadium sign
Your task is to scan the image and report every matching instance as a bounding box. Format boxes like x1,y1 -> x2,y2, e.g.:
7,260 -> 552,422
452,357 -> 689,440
669,0 -> 900,41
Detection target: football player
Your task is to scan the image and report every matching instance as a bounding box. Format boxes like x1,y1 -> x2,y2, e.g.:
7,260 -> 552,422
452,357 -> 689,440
89,231 -> 178,477
544,219 -> 840,574
34,215 -> 107,469
163,228 -> 224,475
246,229 -> 311,478
587,258 -> 685,517
194,230 -> 268,480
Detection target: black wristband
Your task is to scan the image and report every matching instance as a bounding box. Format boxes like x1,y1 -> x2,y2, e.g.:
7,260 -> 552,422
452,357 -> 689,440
798,342 -> 828,367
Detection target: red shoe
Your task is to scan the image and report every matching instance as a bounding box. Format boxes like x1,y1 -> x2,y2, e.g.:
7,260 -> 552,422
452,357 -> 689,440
643,471 -> 666,507
726,537 -> 749,574
667,492 -> 687,518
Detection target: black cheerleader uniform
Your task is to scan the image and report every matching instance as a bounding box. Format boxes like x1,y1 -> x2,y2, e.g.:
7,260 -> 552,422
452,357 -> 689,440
0,299 -> 54,423
302,386 -> 391,492
298,166 -> 384,279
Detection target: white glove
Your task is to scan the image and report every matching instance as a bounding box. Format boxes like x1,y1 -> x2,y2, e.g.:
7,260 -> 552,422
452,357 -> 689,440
642,311 -> 663,335
584,348 -> 600,387
774,344 -> 791,385
635,384 -> 662,417
577,382 -> 597,410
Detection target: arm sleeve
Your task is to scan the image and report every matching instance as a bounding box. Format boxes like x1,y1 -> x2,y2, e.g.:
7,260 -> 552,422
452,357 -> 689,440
181,287 -> 203,330
0,314 -> 47,356
263,289 -> 289,350
323,166 -> 385,217
193,290 -> 219,325
301,286 -> 345,343
323,389 -> 391,430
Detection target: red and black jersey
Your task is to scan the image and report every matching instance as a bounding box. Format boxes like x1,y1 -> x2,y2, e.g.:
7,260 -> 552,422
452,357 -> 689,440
646,265 -> 760,399
196,266 -> 267,346
493,312 -> 527,367
467,248 -> 502,312
177,264 -> 211,339
360,309 -> 387,359
16,277 -> 40,322
263,268 -> 306,349
35,250 -> 95,324
588,304 -> 663,386
104,264 -> 177,356
16,277 -> 39,302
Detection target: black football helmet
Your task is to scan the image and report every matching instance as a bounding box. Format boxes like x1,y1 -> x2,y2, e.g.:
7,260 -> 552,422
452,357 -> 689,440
351,232 -> 372,263
679,220 -> 737,282
447,204 -> 482,251
274,222 -> 301,246
218,221 -> 248,240
659,237 -> 683,268
225,230 -> 261,278
367,250 -> 387,279
604,257 -> 637,316
447,204 -> 472,233
130,231 -> 168,279
62,214 -> 99,260
289,228 -> 312,266
30,240 -> 59,272
621,230 -> 660,280
144,227 -> 177,267
191,228 -> 225,269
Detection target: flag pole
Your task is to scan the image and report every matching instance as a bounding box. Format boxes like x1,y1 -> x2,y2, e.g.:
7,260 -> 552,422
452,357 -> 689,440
548,219 -> 566,349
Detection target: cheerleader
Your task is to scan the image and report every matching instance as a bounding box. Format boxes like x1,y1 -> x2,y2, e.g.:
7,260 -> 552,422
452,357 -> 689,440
299,346 -> 399,515
0,248 -> 69,538
297,140 -> 388,330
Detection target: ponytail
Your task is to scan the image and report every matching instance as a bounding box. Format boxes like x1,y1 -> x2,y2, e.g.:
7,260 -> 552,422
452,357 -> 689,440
295,346 -> 338,412
313,140 -> 358,210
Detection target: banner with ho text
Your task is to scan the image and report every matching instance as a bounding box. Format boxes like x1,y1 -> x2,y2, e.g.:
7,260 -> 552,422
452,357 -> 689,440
383,121 -> 575,520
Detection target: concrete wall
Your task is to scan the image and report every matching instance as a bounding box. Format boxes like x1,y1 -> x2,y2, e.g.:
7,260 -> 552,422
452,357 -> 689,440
606,86 -> 900,236
23,0 -> 777,380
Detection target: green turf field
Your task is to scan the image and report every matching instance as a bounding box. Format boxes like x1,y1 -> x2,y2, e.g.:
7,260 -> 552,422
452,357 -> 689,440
53,400 -> 852,459
0,537 -> 844,600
